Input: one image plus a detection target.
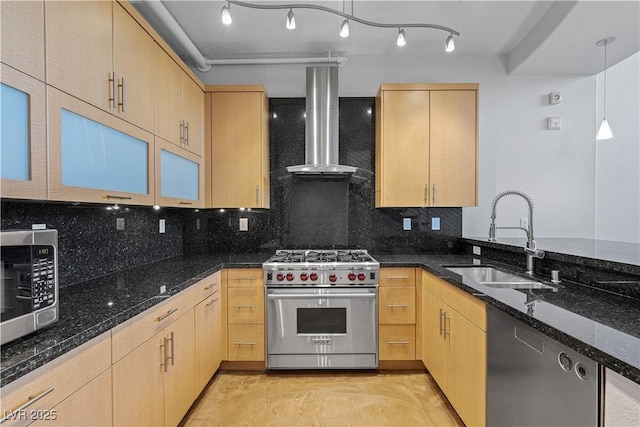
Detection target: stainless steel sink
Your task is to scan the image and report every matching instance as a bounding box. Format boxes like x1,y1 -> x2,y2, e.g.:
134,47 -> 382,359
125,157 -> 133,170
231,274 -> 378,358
445,266 -> 556,290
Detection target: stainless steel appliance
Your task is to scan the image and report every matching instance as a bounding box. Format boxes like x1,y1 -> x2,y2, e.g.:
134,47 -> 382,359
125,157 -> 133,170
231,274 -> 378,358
264,249 -> 379,369
487,306 -> 600,426
1,229 -> 58,345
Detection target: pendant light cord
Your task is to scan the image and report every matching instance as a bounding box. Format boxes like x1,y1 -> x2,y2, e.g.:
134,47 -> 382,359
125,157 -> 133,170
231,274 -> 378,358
603,41 -> 607,117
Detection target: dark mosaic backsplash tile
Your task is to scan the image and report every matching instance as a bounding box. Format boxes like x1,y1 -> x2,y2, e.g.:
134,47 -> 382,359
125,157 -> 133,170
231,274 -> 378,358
1,201 -> 183,287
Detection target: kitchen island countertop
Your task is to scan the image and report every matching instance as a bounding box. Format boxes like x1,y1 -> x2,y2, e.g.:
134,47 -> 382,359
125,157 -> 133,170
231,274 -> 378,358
2,251 -> 639,387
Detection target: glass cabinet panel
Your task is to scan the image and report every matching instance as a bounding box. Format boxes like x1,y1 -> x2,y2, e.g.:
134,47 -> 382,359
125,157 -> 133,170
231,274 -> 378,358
61,109 -> 148,194
1,83 -> 30,181
160,149 -> 199,200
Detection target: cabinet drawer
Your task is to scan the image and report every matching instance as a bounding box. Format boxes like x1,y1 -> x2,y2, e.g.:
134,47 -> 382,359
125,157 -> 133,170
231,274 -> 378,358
227,268 -> 263,287
379,286 -> 415,324
227,287 -> 264,325
183,271 -> 222,306
111,291 -> 194,363
425,273 -> 486,331
0,332 -> 111,426
379,268 -> 416,286
227,324 -> 265,361
379,325 -> 416,360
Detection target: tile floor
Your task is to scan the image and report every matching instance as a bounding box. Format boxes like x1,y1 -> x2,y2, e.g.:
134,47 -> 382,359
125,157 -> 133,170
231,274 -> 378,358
181,371 -> 464,426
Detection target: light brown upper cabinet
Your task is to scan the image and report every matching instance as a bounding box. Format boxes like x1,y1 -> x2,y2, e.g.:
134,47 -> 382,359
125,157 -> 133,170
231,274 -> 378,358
45,1 -> 154,133
206,86 -> 270,209
155,44 -> 203,157
1,0 -> 45,81
375,84 -> 478,207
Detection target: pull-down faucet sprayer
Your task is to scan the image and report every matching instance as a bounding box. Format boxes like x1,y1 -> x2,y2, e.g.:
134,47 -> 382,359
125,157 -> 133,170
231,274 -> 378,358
489,190 -> 544,275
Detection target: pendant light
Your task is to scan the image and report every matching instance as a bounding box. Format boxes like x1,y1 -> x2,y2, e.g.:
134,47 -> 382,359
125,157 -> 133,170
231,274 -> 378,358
221,2 -> 232,25
286,8 -> 296,30
596,37 -> 615,140
340,19 -> 350,37
445,33 -> 455,52
396,28 -> 406,47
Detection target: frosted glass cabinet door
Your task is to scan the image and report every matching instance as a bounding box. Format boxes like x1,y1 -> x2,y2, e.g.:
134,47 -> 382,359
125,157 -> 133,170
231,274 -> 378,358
0,65 -> 47,200
155,138 -> 203,208
48,87 -> 155,205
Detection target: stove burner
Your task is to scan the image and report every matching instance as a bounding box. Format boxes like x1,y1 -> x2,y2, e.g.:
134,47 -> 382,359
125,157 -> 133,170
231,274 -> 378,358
269,249 -> 374,264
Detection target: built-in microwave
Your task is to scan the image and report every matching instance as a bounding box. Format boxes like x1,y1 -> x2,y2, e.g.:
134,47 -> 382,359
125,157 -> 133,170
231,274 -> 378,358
1,229 -> 58,345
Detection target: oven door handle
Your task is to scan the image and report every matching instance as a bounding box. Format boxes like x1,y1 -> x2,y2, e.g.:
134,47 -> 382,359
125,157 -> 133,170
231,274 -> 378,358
267,293 -> 376,300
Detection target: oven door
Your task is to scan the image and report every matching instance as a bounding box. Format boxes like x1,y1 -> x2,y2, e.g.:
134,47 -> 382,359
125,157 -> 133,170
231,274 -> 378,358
266,287 -> 378,356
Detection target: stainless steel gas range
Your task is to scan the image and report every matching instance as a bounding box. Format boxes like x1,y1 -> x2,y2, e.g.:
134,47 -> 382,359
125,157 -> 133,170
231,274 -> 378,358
263,249 -> 379,370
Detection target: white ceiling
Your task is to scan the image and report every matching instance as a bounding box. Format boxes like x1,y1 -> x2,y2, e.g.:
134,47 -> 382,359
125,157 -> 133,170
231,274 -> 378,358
133,0 -> 640,76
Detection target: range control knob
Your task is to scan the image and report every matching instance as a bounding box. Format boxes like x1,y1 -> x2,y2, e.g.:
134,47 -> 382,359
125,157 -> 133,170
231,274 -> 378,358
358,273 -> 366,281
286,273 -> 294,281
300,273 -> 309,281
329,274 -> 337,283
310,273 -> 318,281
276,273 -> 285,281
348,272 -> 356,281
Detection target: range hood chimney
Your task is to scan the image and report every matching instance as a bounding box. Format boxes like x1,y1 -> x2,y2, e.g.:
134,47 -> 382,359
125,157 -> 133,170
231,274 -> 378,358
286,66 -> 372,183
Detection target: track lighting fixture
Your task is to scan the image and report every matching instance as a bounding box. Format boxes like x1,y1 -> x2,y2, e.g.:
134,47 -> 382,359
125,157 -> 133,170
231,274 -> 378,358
220,1 -> 459,52
340,19 -> 350,38
596,37 -> 615,140
221,2 -> 232,25
445,33 -> 455,52
396,28 -> 406,47
286,8 -> 296,30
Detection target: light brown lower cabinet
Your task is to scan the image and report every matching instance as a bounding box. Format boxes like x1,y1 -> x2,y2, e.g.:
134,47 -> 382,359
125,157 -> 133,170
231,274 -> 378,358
422,270 -> 487,427
378,267 -> 418,361
195,284 -> 223,394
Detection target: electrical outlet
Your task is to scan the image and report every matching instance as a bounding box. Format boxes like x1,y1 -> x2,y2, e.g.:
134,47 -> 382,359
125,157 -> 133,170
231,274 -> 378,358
472,246 -> 481,255
116,218 -> 125,231
160,285 -> 166,294
239,218 -> 249,231
32,224 -> 46,230
520,217 -> 529,229
403,218 -> 411,231
431,217 -> 441,231
196,218 -> 200,230
159,219 -> 166,234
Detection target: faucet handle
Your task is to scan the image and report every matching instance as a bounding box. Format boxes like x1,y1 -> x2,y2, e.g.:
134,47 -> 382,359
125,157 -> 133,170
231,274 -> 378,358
524,246 -> 545,259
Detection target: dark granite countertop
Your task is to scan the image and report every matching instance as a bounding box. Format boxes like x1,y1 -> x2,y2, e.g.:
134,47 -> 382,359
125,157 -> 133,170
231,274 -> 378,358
2,251 -> 639,387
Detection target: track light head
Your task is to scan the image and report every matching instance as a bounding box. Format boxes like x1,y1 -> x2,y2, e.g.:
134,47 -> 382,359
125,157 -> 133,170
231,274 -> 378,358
286,8 -> 296,30
445,33 -> 455,52
396,28 -> 406,47
340,19 -> 350,38
221,3 -> 232,25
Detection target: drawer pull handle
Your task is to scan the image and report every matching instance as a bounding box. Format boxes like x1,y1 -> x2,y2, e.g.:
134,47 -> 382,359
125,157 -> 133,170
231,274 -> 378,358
387,341 -> 410,345
0,387 -> 55,423
157,308 -> 178,322
206,297 -> 219,307
232,277 -> 256,281
178,201 -> 193,205
204,282 -> 219,290
386,304 -> 410,308
233,305 -> 256,309
233,341 -> 257,346
387,275 -> 410,279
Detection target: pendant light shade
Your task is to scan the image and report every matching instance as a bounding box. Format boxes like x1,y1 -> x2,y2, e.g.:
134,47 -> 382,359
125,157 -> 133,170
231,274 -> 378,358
340,19 -> 350,38
396,28 -> 406,47
595,37 -> 615,140
286,8 -> 296,29
221,3 -> 232,25
445,33 -> 455,52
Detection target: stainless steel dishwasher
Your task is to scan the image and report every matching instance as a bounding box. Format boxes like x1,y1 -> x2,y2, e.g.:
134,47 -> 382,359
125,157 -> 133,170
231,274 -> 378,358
487,306 -> 600,426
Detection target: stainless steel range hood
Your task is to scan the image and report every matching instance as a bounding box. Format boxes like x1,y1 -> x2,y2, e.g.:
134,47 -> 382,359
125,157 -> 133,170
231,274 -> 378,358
285,66 -> 372,183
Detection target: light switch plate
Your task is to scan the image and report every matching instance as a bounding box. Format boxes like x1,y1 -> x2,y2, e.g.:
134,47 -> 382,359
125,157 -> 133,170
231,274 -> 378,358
116,218 -> 125,231
547,117 -> 561,130
239,217 -> 249,231
159,219 -> 165,234
431,217 -> 441,231
403,218 -> 411,231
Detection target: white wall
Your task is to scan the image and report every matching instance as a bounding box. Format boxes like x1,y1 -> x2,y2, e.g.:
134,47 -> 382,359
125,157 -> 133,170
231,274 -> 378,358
196,52 -> 639,243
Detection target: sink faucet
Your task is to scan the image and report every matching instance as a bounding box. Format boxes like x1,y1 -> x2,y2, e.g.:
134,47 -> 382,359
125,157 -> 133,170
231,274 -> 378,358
488,190 -> 545,275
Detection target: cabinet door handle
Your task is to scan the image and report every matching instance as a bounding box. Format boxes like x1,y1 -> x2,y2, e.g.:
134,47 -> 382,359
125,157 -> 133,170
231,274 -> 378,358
167,331 -> 175,366
439,309 -> 446,336
255,184 -> 260,206
444,315 -> 451,339
432,184 -> 436,205
178,201 -> 193,205
157,308 -> 178,322
0,387 -> 55,423
118,77 -> 126,112
180,120 -> 185,145
109,72 -> 116,108
387,341 -> 410,345
386,304 -> 410,308
160,336 -> 169,372
424,184 -> 429,206
185,122 -> 189,145
105,194 -> 132,200
206,297 -> 219,307
233,341 -> 257,346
